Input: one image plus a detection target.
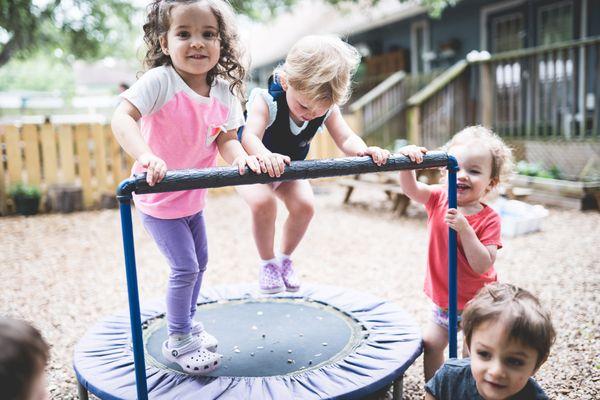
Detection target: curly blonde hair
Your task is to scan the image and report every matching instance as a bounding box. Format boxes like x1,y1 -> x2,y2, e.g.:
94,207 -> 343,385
275,35 -> 361,106
142,0 -> 246,98
444,125 -> 514,185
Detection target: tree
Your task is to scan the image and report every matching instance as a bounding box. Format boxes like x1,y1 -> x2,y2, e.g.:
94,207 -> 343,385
0,0 -> 135,68
413,0 -> 458,18
229,0 -> 457,20
0,0 -> 456,69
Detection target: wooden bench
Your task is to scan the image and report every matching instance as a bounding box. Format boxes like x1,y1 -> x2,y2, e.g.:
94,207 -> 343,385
505,186 -> 534,201
339,173 -> 411,216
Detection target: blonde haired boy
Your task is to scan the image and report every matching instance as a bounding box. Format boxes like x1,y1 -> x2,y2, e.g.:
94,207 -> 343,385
237,34 -> 390,293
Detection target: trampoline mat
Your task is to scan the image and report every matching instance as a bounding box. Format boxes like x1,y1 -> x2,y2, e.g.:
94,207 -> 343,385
145,298 -> 364,377
74,284 -> 423,400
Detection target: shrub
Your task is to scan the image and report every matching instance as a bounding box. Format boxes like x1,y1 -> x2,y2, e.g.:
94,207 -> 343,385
516,161 -> 562,180
9,183 -> 41,199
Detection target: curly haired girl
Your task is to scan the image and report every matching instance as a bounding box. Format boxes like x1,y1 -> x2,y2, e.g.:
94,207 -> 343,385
111,0 -> 261,375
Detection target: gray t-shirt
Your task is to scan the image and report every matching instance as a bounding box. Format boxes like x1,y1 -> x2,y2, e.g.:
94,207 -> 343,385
425,358 -> 548,400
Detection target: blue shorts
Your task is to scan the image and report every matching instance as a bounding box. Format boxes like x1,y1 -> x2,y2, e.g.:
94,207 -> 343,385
432,305 -> 463,330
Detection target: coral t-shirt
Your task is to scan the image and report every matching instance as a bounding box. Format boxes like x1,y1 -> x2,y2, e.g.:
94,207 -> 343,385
120,66 -> 244,219
424,186 -> 502,309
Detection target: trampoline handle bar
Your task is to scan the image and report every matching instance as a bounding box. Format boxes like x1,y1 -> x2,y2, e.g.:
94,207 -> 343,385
447,161 -> 459,359
117,152 -> 451,197
115,152 -> 460,397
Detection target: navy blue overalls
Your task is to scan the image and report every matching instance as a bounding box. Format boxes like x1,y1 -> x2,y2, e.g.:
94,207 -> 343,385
239,75 -> 327,161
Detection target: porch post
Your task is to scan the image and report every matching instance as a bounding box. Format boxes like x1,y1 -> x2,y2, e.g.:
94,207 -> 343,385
407,106 -> 421,145
578,0 -> 588,136
480,62 -> 493,127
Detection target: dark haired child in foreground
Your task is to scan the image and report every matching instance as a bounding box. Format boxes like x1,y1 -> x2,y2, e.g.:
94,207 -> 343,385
425,282 -> 555,400
0,317 -> 50,400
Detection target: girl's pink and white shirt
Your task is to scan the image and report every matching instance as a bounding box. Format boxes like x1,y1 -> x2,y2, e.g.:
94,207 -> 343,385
120,65 -> 244,219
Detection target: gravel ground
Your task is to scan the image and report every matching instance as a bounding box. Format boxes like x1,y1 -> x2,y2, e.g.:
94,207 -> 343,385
1,182 -> 599,399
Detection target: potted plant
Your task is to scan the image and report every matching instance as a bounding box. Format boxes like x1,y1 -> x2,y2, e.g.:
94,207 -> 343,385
511,161 -> 600,210
9,183 -> 41,216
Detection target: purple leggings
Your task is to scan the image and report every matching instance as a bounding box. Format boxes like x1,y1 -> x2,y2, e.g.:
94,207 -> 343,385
139,211 -> 208,336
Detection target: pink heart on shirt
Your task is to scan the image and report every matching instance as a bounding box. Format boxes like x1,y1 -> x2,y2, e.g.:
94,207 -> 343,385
206,124 -> 226,146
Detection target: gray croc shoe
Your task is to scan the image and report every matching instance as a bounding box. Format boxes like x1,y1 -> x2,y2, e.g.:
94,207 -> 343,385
191,321 -> 218,352
162,338 -> 222,375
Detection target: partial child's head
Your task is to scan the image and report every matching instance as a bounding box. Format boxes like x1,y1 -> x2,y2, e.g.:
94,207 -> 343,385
143,0 -> 246,96
118,82 -> 130,93
462,283 -> 555,399
0,317 -> 50,400
443,126 -> 513,205
276,35 -> 360,121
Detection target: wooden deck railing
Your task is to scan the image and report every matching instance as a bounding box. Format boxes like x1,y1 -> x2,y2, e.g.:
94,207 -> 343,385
406,60 -> 472,148
478,36 -> 600,139
348,69 -> 445,145
349,71 -> 408,137
405,36 -> 600,148
0,121 -> 341,215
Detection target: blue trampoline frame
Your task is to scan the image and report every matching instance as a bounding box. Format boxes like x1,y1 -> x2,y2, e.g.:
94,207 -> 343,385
111,153 -> 458,399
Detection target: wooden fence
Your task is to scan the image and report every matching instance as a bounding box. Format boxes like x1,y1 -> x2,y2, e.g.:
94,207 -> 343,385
0,122 -> 342,215
0,123 -> 132,215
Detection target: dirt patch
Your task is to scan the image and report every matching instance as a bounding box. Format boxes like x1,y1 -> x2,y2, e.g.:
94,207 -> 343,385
1,183 -> 598,399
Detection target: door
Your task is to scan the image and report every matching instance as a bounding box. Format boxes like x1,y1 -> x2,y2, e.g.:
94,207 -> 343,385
536,1 -> 575,136
411,20 -> 431,75
489,12 -> 526,135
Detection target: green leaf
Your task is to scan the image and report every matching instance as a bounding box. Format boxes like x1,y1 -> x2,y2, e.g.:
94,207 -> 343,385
8,183 -> 41,199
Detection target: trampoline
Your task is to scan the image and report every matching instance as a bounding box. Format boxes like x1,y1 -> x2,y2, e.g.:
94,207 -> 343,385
74,153 -> 459,400
74,285 -> 422,399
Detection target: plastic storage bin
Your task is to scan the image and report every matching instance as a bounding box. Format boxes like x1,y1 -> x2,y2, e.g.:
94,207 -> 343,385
489,197 -> 549,238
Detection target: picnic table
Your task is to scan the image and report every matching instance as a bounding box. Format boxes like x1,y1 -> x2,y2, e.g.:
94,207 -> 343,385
339,170 -> 440,216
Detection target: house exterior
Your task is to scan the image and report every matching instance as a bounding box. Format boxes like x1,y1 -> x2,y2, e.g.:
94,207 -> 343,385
350,0 -> 598,74
247,0 -> 599,183
245,0 -> 426,88
249,0 -> 598,89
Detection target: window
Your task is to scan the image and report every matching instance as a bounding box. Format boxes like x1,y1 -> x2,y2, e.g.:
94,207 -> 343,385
491,13 -> 525,53
538,2 -> 573,45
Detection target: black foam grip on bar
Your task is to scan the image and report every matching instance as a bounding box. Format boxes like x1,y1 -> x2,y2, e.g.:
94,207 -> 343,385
117,151 -> 449,196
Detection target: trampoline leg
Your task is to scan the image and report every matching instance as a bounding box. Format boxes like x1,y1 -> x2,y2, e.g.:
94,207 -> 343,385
392,375 -> 404,399
77,381 -> 89,400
